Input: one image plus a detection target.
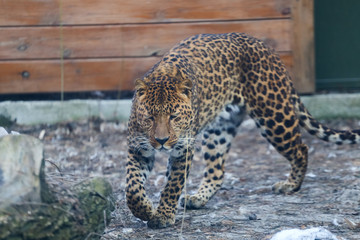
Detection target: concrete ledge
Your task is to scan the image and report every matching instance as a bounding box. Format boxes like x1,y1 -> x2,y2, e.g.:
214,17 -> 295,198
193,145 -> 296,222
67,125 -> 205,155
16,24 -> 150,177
0,94 -> 359,125
0,100 -> 132,125
301,93 -> 360,120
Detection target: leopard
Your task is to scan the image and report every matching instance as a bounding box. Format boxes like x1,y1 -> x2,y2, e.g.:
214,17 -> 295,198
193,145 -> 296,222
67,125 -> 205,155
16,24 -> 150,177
125,32 -> 360,229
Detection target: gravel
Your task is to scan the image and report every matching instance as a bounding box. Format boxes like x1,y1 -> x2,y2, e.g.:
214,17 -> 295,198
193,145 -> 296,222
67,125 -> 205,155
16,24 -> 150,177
8,117 -> 360,240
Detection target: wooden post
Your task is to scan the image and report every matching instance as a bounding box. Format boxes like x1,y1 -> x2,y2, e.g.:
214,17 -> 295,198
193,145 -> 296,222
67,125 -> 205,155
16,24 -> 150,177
292,0 -> 315,93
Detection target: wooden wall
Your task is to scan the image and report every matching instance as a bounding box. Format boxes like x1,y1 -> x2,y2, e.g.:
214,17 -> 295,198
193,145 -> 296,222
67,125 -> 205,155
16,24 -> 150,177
0,0 -> 314,95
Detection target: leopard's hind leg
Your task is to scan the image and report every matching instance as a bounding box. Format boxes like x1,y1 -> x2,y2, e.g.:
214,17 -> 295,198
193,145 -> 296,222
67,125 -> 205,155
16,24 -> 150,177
251,103 -> 309,194
181,104 -> 246,209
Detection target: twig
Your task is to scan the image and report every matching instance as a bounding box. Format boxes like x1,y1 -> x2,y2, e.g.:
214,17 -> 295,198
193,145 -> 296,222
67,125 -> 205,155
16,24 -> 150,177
104,210 -> 107,229
45,159 -> 63,177
180,132 -> 190,238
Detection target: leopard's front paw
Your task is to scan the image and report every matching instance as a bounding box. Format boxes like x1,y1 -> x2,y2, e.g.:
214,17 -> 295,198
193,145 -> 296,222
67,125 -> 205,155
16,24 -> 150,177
272,181 -> 301,194
147,213 -> 175,229
180,194 -> 207,209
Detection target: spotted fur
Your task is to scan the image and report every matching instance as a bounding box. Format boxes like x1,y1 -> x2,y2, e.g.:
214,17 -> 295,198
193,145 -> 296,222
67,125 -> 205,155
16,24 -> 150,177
125,33 -> 360,228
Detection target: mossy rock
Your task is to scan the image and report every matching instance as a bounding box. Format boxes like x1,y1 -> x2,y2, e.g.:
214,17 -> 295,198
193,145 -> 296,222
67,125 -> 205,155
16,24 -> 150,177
0,177 -> 114,240
0,114 -> 15,128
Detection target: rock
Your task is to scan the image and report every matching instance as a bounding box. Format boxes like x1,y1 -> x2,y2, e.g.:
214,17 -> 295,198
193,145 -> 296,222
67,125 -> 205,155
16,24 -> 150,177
0,177 -> 114,240
0,127 -> 8,137
248,213 -> 257,220
72,177 -> 115,235
0,134 -> 50,209
271,227 -> 338,240
0,115 -> 15,128
0,127 -> 21,138
0,134 -> 114,240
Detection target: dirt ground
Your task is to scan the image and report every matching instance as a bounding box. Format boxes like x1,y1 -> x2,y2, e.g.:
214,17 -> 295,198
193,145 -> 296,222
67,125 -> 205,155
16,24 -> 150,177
14,117 -> 360,240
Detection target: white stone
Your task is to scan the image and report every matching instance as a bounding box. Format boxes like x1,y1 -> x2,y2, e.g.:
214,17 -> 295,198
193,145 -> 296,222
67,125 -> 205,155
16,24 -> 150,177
0,135 -> 43,209
0,127 -> 8,137
271,227 -> 338,240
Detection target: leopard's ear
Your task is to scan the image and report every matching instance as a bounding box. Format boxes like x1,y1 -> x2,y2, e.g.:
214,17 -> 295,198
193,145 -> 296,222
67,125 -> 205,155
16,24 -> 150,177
178,78 -> 193,99
175,69 -> 193,98
135,78 -> 147,96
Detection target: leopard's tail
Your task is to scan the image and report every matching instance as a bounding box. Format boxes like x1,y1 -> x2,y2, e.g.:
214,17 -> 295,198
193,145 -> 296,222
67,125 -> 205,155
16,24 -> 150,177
293,94 -> 360,145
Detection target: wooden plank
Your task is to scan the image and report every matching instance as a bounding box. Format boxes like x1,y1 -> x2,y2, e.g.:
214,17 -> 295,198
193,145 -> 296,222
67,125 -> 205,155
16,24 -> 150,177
0,0 -> 291,26
281,53 -> 293,70
291,0 -> 315,93
0,58 -> 160,94
0,52 -> 293,94
0,20 -> 291,60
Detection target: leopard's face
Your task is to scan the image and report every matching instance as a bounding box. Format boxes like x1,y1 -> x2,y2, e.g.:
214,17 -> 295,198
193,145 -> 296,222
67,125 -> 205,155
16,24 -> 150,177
134,76 -> 193,151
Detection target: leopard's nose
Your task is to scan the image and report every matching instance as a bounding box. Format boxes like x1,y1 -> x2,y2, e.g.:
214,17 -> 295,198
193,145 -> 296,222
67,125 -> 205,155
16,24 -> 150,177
155,137 -> 169,145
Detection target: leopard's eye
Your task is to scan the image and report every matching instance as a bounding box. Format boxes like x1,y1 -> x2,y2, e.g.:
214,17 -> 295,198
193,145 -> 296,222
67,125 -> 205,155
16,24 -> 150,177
169,115 -> 177,120
144,116 -> 154,125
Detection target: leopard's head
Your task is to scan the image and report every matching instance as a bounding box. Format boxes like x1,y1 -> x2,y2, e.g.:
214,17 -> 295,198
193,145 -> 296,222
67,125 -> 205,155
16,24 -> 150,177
133,68 -> 194,151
